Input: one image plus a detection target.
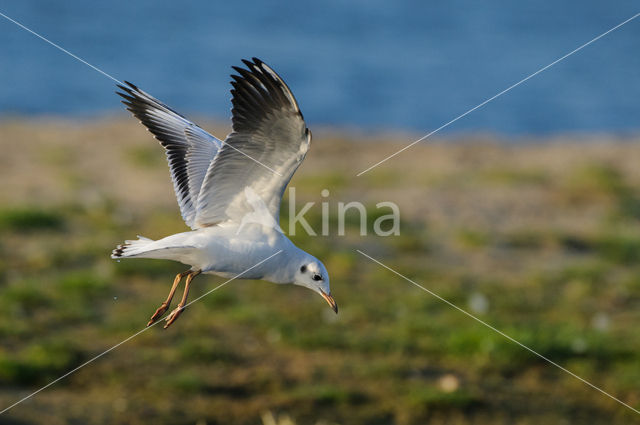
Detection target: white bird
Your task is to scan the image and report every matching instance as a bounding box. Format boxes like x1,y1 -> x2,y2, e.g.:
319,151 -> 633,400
111,58 -> 336,328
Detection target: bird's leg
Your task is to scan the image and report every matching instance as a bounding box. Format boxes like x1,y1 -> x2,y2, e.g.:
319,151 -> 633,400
164,269 -> 201,329
147,270 -> 190,326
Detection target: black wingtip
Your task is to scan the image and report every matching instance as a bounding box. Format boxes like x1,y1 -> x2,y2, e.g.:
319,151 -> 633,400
115,90 -> 132,103
115,84 -> 127,96
115,81 -> 138,96
115,81 -> 135,98
233,58 -> 267,78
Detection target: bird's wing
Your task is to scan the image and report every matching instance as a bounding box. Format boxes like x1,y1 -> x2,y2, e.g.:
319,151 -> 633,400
193,58 -> 310,228
117,82 -> 222,229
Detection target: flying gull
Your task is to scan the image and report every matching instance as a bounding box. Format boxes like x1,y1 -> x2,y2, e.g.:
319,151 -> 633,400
112,58 -> 336,328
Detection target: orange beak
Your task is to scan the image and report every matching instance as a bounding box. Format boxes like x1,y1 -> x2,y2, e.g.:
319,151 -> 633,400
320,290 -> 338,314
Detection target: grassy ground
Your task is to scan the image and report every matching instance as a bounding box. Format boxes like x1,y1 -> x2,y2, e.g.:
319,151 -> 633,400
1,119 -> 640,424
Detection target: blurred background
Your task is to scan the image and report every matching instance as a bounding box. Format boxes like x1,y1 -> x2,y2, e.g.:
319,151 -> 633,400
2,0 -> 640,135
1,1 -> 640,424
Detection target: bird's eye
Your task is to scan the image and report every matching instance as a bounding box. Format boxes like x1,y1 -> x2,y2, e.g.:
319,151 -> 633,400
300,265 -> 307,273
312,274 -> 322,281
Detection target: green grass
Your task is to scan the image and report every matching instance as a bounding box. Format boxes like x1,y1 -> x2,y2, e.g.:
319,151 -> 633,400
0,340 -> 83,385
4,198 -> 639,424
2,122 -> 640,424
0,207 -> 65,232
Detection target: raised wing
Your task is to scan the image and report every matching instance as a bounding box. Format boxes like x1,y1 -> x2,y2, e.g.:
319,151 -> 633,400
194,58 -> 310,227
117,82 -> 222,229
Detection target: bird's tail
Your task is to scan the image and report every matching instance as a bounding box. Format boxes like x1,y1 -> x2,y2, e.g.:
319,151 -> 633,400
111,235 -> 155,259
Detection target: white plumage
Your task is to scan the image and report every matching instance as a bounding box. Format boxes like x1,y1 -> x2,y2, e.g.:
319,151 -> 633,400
112,58 -> 336,328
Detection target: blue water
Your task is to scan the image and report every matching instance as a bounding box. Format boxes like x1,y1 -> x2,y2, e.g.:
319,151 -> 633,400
1,1 -> 639,136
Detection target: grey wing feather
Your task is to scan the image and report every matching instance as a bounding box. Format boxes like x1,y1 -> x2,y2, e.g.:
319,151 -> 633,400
194,58 -> 310,227
117,82 -> 222,228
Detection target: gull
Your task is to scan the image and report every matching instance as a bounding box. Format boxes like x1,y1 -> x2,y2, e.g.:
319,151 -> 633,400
111,58 -> 336,328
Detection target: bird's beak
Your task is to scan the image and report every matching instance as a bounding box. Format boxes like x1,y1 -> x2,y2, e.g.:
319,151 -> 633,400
320,290 -> 338,314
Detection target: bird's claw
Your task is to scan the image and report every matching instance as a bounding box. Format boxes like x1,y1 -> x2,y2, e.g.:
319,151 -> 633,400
163,306 -> 185,329
147,303 -> 169,326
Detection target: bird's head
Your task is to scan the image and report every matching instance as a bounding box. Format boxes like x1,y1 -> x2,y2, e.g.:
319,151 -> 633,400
294,258 -> 337,314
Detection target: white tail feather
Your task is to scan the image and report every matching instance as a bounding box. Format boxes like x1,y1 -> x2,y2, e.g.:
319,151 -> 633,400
111,236 -> 155,259
111,235 -> 197,264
